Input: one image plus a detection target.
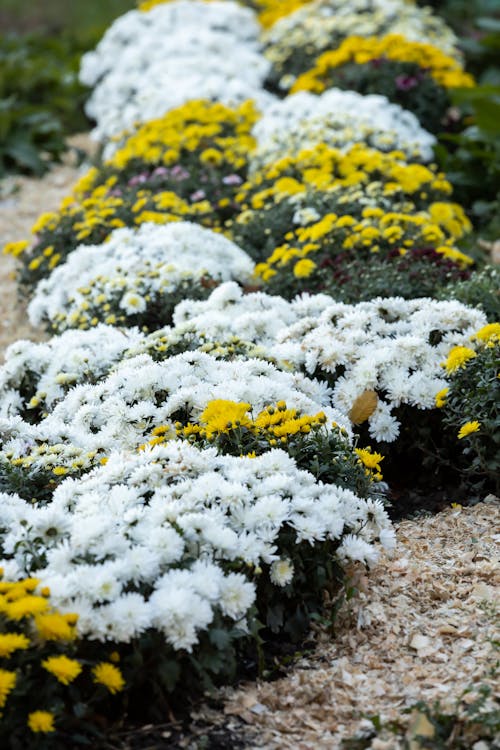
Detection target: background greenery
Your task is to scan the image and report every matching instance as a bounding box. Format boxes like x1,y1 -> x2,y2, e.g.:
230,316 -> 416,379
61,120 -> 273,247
0,0 -> 135,176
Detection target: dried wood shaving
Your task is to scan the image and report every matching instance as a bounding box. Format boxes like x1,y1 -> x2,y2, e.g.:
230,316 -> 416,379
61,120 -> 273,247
222,499 -> 499,749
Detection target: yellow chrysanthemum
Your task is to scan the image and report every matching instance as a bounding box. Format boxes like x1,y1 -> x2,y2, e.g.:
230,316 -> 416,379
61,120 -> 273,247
6,595 -> 49,620
27,711 -> 56,733
200,400 -> 252,435
42,655 -> 82,685
471,322 -> 500,344
0,632 -> 30,657
0,669 -> 16,708
293,258 -> 317,278
457,421 -> 481,439
34,613 -> 77,641
92,662 -> 125,694
355,447 -> 384,475
435,387 -> 449,409
443,346 -> 477,373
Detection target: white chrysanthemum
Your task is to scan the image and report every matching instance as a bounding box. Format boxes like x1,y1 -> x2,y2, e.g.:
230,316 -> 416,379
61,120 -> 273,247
0,325 -> 145,418
79,1 -> 273,142
219,573 -> 256,620
275,297 -> 486,442
28,223 -> 255,333
12,350 -> 349,455
252,90 -> 436,168
270,558 -> 295,587
0,441 -> 393,646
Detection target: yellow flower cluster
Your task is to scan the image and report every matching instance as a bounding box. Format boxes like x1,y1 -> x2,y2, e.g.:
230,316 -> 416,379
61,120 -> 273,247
239,144 -> 454,208
0,570 -> 126,736
21,185 -> 215,278
292,34 -> 475,94
142,399 -> 329,451
442,346 -> 477,373
255,204 -> 472,283
470,322 -> 500,346
97,99 -> 258,173
355,447 -> 384,481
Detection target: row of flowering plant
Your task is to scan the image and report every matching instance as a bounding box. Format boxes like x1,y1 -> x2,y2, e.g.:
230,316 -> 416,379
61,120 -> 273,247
290,34 -> 474,132
262,0 -> 461,91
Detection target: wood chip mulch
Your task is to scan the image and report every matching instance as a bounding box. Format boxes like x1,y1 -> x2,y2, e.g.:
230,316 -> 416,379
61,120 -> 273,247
218,498 -> 499,749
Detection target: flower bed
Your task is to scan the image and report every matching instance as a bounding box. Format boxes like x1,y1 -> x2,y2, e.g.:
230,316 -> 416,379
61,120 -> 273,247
0,0 -> 497,744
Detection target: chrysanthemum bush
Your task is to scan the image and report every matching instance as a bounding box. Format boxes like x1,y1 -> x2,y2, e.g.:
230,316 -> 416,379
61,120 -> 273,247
250,89 -> 437,169
0,350 -> 349,497
436,265 -> 500,324
26,222 -> 255,333
3,99 -> 258,290
262,0 -> 460,92
291,34 -> 474,132
0,283 -> 489,495
230,143 -> 473,299
438,323 -> 500,494
136,284 -> 488,493
0,326 -> 145,422
0,573 -> 131,748
233,141 -> 470,254
0,441 -> 394,746
79,0 -> 273,142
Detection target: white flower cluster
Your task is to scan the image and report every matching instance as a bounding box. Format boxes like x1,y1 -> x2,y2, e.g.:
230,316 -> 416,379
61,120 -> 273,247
4,284 -> 487,451
172,280 -> 332,347
264,0 -> 459,86
275,297 -> 486,442
27,222 -> 255,332
81,0 -> 274,143
0,326 -> 144,419
0,350 -> 348,461
141,284 -> 487,443
0,441 -> 394,646
251,89 -> 436,168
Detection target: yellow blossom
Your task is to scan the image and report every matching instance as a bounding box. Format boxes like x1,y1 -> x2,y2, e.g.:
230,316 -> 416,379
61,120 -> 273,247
0,669 -> 16,708
435,387 -> 449,408
28,711 -> 56,733
457,421 -> 481,439
200,400 -> 251,435
355,447 -> 384,476
0,632 -> 30,657
443,346 -> 477,373
471,323 -> 500,344
92,662 -> 125,694
42,655 -> 82,685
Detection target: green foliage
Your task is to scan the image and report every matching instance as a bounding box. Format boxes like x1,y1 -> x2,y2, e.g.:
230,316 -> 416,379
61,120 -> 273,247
436,84 -> 500,237
437,265 -> 500,322
434,4 -> 500,237
441,333 -> 500,494
266,246 -> 472,303
0,34 -> 92,176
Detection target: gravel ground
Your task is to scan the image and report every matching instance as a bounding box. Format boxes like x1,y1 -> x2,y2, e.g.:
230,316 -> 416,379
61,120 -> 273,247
0,135 -> 93,362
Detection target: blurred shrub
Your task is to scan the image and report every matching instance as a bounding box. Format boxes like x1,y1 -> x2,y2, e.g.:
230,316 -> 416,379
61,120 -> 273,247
0,34 -> 91,176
